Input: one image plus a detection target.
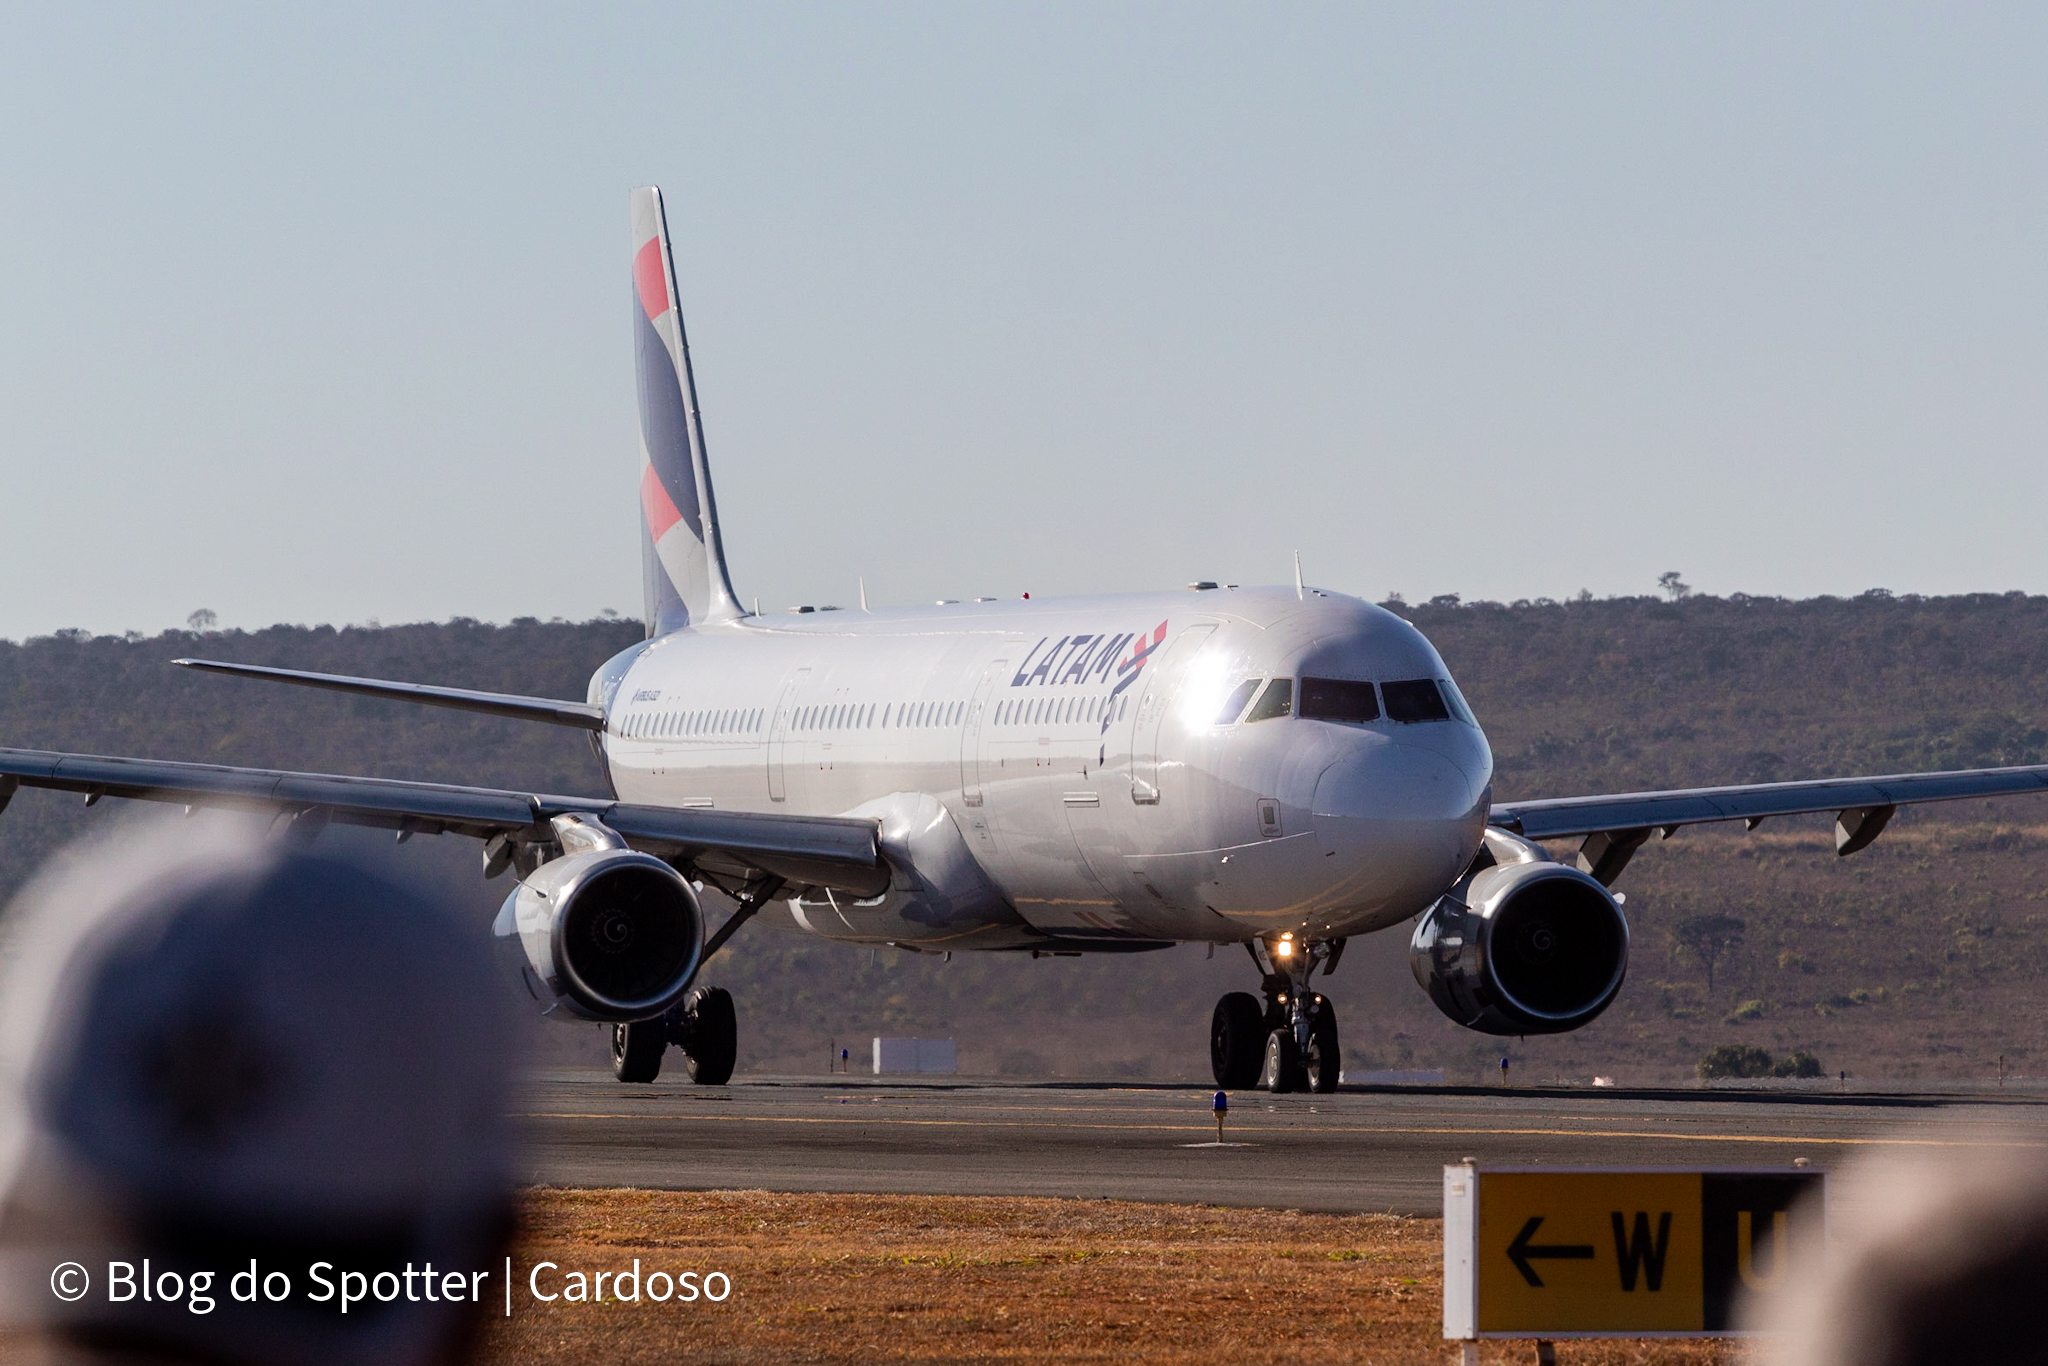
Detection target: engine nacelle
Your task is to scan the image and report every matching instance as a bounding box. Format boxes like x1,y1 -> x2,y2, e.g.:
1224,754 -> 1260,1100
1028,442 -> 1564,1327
1409,859 -> 1629,1036
492,848 -> 704,1022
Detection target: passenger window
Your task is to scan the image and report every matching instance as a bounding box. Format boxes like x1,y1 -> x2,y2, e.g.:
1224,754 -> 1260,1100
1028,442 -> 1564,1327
1216,678 -> 1262,725
1383,678 -> 1452,723
1244,678 -> 1293,723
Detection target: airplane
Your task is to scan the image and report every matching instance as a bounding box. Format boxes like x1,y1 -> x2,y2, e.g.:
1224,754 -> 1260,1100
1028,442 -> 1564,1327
8,186 -> 2048,1093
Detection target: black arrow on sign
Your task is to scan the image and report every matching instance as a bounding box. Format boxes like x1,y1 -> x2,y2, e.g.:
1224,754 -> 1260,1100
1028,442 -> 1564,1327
1506,1216 -> 1597,1287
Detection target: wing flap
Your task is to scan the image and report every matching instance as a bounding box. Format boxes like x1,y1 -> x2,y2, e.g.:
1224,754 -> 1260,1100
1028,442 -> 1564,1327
604,803 -> 890,896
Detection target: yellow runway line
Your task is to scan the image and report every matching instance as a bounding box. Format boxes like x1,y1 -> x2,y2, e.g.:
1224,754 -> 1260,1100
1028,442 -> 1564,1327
518,1111 -> 2046,1149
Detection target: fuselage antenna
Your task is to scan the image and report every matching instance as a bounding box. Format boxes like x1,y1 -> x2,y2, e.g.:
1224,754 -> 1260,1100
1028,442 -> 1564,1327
1294,550 -> 1304,600
860,578 -> 869,612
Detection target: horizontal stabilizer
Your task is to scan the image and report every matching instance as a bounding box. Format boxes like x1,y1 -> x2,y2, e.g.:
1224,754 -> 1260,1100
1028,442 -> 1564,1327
174,659 -> 605,731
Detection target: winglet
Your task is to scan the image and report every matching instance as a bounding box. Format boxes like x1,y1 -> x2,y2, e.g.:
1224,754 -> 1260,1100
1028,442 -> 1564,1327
632,187 -> 744,636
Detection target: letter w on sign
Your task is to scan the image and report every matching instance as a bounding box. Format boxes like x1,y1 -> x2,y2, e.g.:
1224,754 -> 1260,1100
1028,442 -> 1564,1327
1612,1211 -> 1673,1291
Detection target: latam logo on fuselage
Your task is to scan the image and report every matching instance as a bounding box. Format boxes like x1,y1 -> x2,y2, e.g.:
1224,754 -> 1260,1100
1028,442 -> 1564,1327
1008,620 -> 1168,736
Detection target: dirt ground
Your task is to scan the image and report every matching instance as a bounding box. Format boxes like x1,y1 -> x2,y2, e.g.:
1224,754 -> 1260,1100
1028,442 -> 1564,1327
473,1189 -> 1741,1366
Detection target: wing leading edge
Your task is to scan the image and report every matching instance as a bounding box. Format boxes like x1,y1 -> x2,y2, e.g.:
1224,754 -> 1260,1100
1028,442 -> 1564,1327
1492,763 -> 2048,884
0,747 -> 886,897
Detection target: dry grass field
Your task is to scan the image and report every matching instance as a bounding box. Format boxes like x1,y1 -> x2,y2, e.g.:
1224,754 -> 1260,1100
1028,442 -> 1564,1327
473,1188 -> 1738,1365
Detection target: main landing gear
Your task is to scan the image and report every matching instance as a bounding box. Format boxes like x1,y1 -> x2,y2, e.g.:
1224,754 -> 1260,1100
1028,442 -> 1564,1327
611,873 -> 782,1086
610,986 -> 738,1085
1209,936 -> 1344,1094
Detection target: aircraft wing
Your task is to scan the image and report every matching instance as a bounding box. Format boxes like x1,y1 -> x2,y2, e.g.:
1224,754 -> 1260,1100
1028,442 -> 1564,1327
172,658 -> 606,730
0,747 -> 887,896
1491,763 -> 2048,883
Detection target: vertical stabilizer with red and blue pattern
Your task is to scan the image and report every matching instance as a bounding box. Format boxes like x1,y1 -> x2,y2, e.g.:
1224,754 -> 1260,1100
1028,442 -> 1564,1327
632,187 -> 743,636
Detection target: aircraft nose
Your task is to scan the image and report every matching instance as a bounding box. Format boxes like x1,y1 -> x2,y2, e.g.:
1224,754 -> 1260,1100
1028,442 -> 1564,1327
1309,738 -> 1488,917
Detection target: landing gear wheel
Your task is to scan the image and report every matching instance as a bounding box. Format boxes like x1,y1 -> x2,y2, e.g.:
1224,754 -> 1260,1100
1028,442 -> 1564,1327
1260,1028 -> 1306,1093
667,986 -> 738,1086
1211,992 -> 1267,1088
611,1019 -> 666,1083
1305,997 -> 1340,1094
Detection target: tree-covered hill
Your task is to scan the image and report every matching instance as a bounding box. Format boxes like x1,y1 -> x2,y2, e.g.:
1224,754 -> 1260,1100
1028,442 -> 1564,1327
5,592 -> 2048,1085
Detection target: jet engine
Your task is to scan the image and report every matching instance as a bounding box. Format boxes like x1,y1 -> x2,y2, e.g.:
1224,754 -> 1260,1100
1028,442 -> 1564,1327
1409,857 -> 1628,1036
493,847 -> 705,1021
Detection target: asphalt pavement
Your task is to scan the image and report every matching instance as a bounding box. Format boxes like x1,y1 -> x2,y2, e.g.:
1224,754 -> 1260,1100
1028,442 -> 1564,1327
517,1069 -> 2048,1216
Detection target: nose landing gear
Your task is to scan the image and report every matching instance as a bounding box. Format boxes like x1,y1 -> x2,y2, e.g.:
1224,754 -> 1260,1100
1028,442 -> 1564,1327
1208,937 -> 1344,1093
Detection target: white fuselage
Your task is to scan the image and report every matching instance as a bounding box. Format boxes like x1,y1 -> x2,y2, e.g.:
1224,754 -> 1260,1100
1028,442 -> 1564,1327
593,586 -> 1494,950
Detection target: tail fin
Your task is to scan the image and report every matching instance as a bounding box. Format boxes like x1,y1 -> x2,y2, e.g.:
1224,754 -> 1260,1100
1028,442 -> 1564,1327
631,186 -> 742,635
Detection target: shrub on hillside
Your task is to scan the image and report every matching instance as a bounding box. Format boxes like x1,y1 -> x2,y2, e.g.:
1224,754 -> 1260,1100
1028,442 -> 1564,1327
1697,1044 -> 1774,1079
1697,1044 -> 1824,1080
1772,1050 -> 1824,1079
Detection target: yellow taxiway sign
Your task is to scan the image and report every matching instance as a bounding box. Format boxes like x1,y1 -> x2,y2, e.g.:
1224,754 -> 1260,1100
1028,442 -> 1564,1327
1444,1165 -> 1825,1338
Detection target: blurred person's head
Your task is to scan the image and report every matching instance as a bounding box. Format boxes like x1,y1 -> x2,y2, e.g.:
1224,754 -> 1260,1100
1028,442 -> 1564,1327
1750,1140 -> 2048,1366
0,817 -> 520,1366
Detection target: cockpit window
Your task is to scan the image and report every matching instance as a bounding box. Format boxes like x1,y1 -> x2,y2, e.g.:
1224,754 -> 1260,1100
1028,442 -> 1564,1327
1382,678 -> 1451,723
1243,677 -> 1293,723
1438,676 -> 1477,726
1299,677 -> 1380,723
1216,678 -> 1263,725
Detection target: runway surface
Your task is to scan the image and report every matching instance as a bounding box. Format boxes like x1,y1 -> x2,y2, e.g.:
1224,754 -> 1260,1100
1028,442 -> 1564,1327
518,1069 -> 2048,1215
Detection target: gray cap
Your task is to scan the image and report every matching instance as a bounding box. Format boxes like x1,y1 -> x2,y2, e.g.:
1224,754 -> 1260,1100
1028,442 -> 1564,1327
1751,1140 -> 2048,1366
0,817 -> 521,1366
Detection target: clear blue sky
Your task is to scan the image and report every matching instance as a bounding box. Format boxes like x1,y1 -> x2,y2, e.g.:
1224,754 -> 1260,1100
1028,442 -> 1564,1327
3,3 -> 2044,639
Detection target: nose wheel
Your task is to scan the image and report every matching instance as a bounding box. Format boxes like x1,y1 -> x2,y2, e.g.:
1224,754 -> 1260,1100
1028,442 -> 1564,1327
1209,937 -> 1344,1094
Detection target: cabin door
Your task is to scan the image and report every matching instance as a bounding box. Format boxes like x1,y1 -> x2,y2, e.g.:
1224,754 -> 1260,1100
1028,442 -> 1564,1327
1128,624 -> 1217,803
959,659 -> 1006,807
766,668 -> 809,802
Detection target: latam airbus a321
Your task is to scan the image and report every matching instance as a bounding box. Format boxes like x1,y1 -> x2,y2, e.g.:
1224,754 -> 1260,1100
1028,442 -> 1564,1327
9,188 -> 2048,1091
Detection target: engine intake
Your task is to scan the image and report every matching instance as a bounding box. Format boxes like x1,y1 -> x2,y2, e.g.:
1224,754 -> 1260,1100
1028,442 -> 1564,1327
1409,859 -> 1628,1035
493,848 -> 704,1021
